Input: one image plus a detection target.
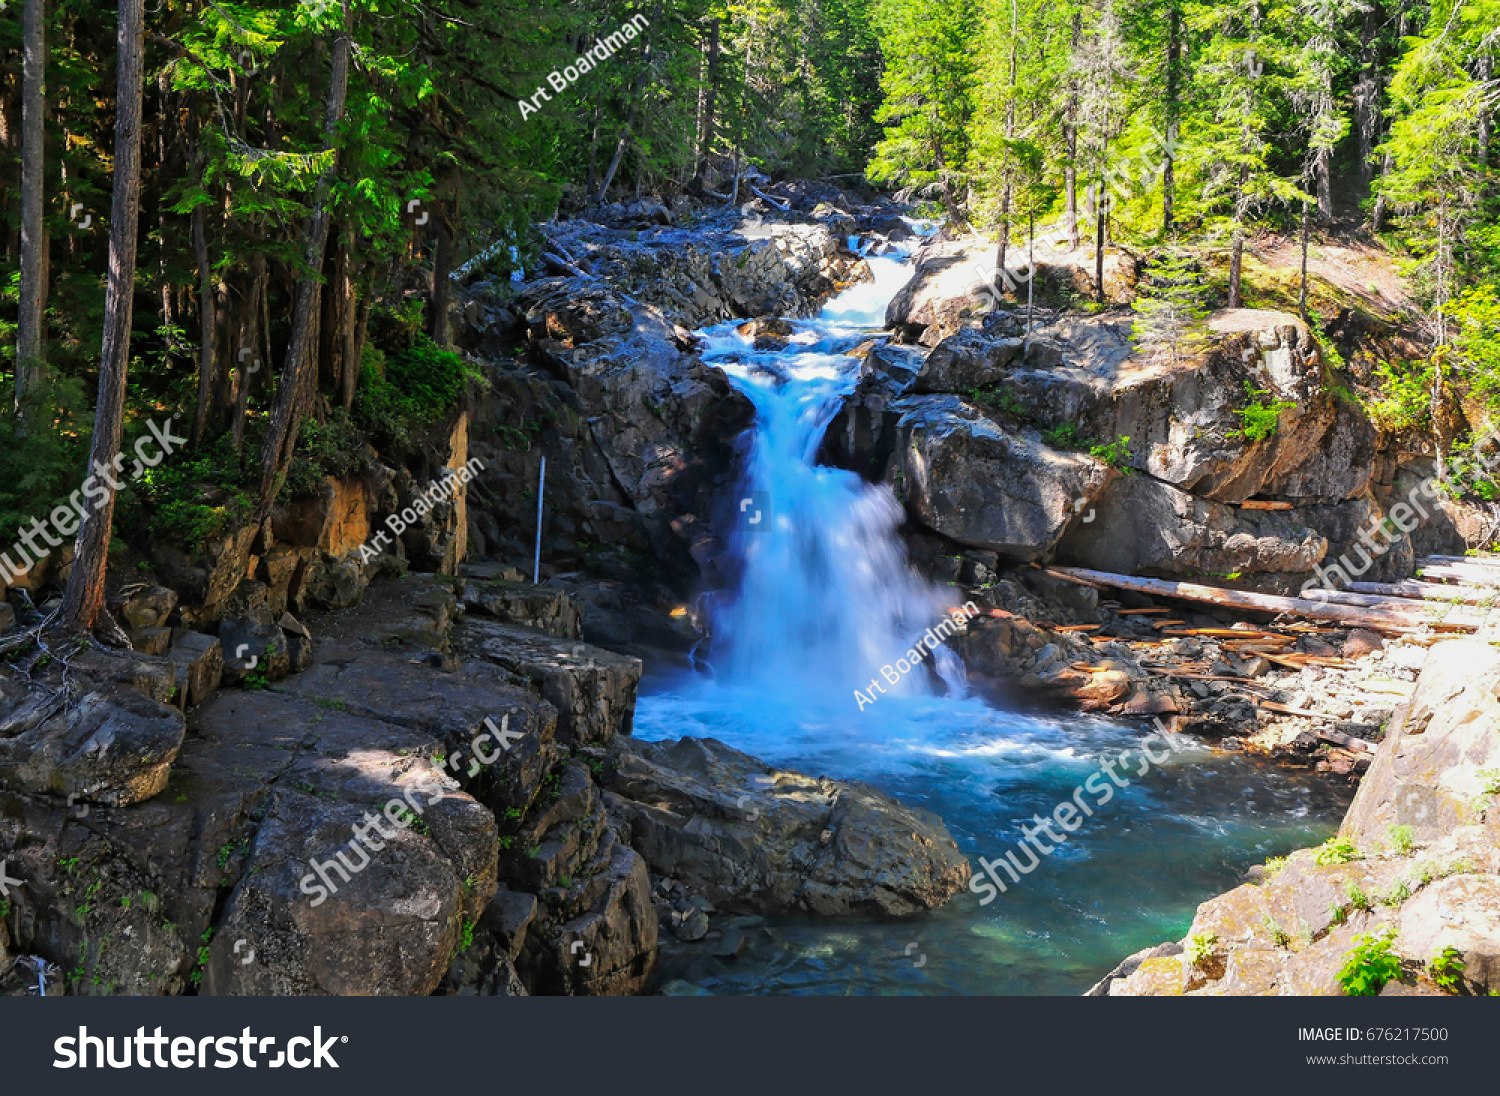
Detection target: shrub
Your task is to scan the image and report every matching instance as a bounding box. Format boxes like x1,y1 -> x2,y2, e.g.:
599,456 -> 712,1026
352,334 -> 482,452
1336,928 -> 1401,996
1385,823 -> 1415,855
125,433 -> 255,553
1428,946 -> 1465,993
1185,931 -> 1219,966
1315,836 -> 1361,866
1089,435 -> 1134,472
1367,359 -> 1432,433
1230,381 -> 1295,442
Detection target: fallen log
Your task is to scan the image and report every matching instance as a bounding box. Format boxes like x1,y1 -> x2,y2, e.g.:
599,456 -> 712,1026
1415,561 -> 1500,586
749,184 -> 791,212
1255,702 -> 1381,752
1348,579 -> 1500,604
1424,553 -> 1500,568
1049,566 -> 1487,633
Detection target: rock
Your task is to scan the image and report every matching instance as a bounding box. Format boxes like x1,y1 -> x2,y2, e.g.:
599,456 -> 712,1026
197,690 -> 499,996
519,838 -> 658,996
913,330 -> 1025,393
166,631 -> 223,708
891,395 -> 1110,561
884,235 -> 994,340
462,619 -> 642,746
218,616 -> 290,685
1341,629 -> 1385,659
528,285 -> 755,571
711,927 -> 748,959
603,736 -> 970,917
819,343 -> 927,481
279,612 -> 314,673
0,602 -> 15,634
129,626 -> 172,657
674,907 -> 710,942
481,886 -> 538,961
272,477 -> 370,555
1057,472 -> 1327,578
1395,875 -> 1500,990
0,678 -> 186,805
1343,639 -> 1500,848
116,585 -> 178,631
467,581 -> 583,640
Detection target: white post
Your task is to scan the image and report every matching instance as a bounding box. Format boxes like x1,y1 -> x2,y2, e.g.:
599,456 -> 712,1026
533,455 -> 546,585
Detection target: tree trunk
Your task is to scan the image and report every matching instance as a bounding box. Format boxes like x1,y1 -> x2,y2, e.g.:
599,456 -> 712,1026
256,0 -> 352,510
430,205 -> 452,346
16,0 -> 47,419
1064,9 -> 1081,249
1162,2 -> 1180,234
345,293 -> 370,414
189,101 -> 218,449
1315,145 -> 1333,224
1298,197 -> 1310,319
593,5 -> 661,204
993,0 -> 1018,291
231,253 -> 266,453
1228,224 -> 1245,309
62,0 -> 146,635
1353,0 -> 1381,188
1094,182 -> 1106,303
693,18 -> 721,184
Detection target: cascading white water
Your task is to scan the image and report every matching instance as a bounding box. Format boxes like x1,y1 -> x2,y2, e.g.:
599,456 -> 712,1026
633,229 -> 1349,998
697,248 -> 966,703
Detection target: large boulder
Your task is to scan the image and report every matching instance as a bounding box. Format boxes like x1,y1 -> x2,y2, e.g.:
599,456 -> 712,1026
603,736 -> 971,918
891,395 -> 1111,561
1057,472 -> 1328,577
819,342 -> 927,481
1343,639 -> 1500,848
0,678 -> 185,806
462,619 -> 642,747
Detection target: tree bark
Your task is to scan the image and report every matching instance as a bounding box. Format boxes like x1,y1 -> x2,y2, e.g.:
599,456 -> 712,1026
993,0 -> 1018,292
16,0 -> 47,419
62,0 -> 146,635
1095,182 -> 1106,303
256,0 -> 352,511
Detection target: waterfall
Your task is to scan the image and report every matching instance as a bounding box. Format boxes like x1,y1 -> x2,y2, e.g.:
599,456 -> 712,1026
697,246 -> 968,706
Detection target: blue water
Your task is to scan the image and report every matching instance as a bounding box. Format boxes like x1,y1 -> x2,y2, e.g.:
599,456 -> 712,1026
632,239 -> 1351,995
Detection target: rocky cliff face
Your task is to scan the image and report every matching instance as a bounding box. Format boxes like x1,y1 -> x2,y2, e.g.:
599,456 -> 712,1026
1093,638 -> 1500,996
825,258 -> 1482,592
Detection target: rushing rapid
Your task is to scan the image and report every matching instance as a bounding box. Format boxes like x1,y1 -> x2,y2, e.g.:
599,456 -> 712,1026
633,231 -> 1352,995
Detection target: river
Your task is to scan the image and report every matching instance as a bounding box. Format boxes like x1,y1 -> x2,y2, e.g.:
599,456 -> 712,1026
632,234 -> 1353,995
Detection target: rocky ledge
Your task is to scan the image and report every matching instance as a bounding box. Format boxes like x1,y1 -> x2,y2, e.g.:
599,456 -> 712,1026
0,572 -> 970,997
1092,638 -> 1500,996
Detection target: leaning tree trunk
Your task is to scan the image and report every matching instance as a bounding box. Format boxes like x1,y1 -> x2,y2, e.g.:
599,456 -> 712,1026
256,0 -> 352,511
16,0 -> 47,421
62,0 -> 146,636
